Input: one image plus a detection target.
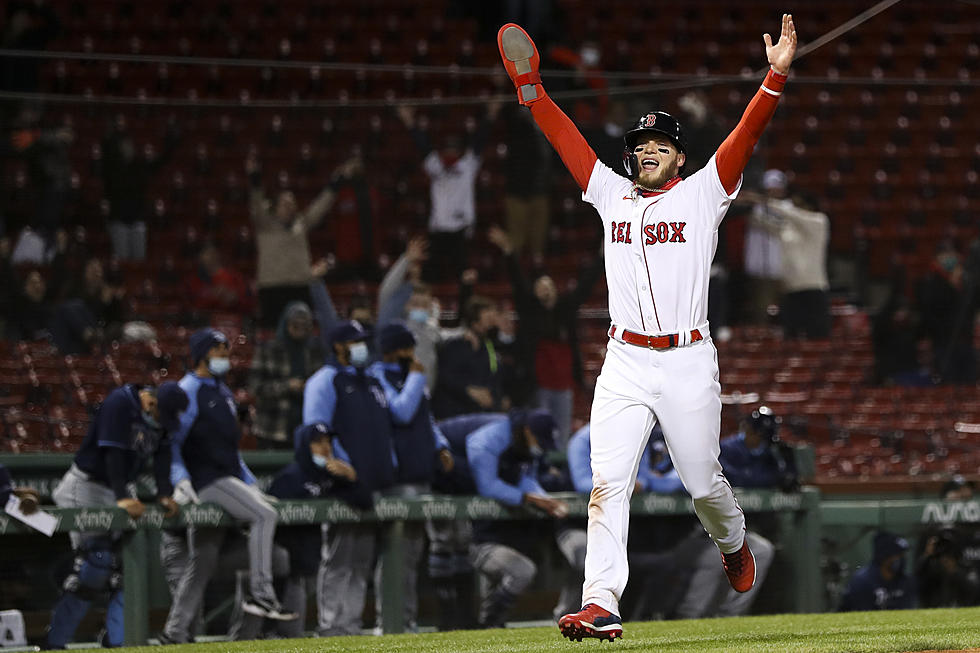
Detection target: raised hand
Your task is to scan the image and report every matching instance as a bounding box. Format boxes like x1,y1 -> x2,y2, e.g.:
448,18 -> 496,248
487,225 -> 513,254
396,105 -> 416,127
764,14 -> 797,75
405,236 -> 429,263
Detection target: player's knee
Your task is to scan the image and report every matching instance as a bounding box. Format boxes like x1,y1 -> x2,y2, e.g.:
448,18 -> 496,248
588,474 -> 628,509
64,548 -> 117,599
506,556 -> 537,594
272,545 -> 291,577
687,473 -> 728,501
252,502 -> 278,525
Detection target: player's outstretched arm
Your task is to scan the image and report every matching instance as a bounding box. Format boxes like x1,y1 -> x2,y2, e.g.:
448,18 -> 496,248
497,23 -> 597,193
715,14 -> 798,195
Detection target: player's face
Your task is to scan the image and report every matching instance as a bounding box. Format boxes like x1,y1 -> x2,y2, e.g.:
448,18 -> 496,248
633,135 -> 685,189
139,389 -> 159,418
309,437 -> 332,459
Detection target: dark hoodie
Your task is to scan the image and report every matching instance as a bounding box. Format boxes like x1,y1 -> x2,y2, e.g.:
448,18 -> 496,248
269,422 -> 371,576
249,301 -> 325,444
839,531 -> 916,612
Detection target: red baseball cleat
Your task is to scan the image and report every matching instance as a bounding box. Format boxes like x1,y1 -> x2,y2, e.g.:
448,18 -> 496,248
497,23 -> 544,106
722,541 -> 757,593
558,603 -> 623,642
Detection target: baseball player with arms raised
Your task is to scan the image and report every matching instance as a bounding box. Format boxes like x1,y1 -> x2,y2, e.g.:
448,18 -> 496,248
497,14 -> 798,642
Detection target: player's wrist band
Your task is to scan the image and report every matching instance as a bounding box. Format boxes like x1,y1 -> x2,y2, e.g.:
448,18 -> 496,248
761,67 -> 787,96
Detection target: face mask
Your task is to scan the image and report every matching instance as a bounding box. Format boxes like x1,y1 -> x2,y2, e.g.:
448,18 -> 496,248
408,308 -> 430,324
208,356 -> 231,376
348,342 -> 369,368
142,411 -> 161,429
312,453 -> 328,469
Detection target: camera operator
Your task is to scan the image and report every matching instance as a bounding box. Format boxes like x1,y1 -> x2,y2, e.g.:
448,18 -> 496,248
916,477 -> 980,607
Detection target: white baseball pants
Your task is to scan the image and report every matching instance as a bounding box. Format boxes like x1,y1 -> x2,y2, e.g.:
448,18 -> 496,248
582,336 -> 746,615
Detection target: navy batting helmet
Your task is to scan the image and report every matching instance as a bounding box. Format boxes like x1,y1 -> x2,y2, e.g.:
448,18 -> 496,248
622,111 -> 687,179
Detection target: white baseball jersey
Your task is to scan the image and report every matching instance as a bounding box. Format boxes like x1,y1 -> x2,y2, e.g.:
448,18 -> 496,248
423,151 -> 481,234
583,156 -> 739,336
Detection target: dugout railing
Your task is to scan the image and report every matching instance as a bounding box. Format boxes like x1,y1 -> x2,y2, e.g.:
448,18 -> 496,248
0,454 -> 822,646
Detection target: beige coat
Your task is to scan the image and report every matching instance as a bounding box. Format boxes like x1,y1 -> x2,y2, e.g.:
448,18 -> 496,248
250,186 -> 333,287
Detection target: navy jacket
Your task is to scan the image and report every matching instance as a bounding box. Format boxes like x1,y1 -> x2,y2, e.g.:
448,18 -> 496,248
719,432 -> 791,488
75,384 -> 172,499
432,336 -> 504,419
367,361 -> 449,485
171,373 -> 256,492
839,565 -> 916,611
303,363 -> 396,493
269,423 -> 370,576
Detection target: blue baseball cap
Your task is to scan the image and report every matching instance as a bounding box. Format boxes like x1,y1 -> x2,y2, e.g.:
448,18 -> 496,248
189,328 -> 228,364
379,322 -> 416,355
329,320 -> 369,346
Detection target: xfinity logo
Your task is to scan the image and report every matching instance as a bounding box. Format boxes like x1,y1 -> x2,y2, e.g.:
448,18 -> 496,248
466,498 -> 505,519
184,505 -> 225,526
327,503 -> 361,523
422,501 -> 457,520
277,504 -> 318,524
737,494 -> 765,512
141,509 -> 165,529
375,499 -> 410,520
769,493 -> 803,511
74,510 -> 114,531
641,494 -> 679,513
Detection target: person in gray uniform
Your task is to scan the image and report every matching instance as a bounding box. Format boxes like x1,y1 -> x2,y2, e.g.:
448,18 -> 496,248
159,328 -> 296,645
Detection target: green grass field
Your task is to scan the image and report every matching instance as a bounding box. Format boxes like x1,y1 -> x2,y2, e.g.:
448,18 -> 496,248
75,608 -> 980,653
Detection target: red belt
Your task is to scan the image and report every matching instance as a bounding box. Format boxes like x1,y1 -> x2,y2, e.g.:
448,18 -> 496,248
609,325 -> 703,350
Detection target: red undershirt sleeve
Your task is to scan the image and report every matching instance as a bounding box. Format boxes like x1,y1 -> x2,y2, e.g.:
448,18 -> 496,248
715,68 -> 788,195
528,96 -> 598,193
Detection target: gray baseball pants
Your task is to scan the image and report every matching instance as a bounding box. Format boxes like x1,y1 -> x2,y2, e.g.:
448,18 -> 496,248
52,465 -> 127,549
160,529 -> 292,641
470,542 -> 537,625
316,523 -> 378,637
373,483 -> 428,632
674,530 -> 775,619
162,476 -> 280,642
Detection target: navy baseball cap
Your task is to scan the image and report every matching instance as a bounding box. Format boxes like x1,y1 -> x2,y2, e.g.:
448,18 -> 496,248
513,408 -> 558,452
156,381 -> 188,432
379,322 -> 416,355
189,328 -> 228,364
329,320 -> 369,346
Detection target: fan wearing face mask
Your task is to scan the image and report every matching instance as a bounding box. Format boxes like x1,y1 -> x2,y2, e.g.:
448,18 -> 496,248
162,328 -> 296,646
302,320 -> 398,636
